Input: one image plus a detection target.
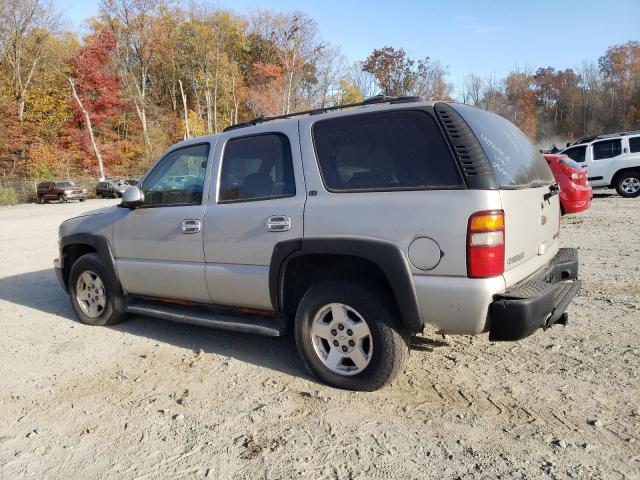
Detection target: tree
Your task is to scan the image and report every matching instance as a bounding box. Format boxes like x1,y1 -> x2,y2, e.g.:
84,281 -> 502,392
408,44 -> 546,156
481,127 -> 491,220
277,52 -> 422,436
460,73 -> 484,106
0,0 -> 61,122
505,71 -> 537,138
411,58 -> 453,100
599,41 -> 640,130
101,0 -> 159,158
69,28 -> 125,180
362,46 -> 414,96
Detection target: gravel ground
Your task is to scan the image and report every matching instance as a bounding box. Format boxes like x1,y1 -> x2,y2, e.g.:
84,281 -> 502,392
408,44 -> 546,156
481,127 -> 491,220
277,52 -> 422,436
0,195 -> 638,480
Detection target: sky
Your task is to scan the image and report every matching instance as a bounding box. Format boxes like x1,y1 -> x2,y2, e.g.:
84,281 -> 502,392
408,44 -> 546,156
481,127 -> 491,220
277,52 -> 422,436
55,0 -> 640,88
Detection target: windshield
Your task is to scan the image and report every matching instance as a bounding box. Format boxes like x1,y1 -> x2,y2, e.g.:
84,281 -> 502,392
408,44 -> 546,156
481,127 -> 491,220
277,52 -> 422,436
559,156 -> 582,170
55,181 -> 75,188
451,103 -> 555,188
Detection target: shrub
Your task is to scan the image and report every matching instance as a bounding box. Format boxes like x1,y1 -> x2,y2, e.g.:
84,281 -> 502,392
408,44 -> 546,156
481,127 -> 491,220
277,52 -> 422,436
0,186 -> 19,206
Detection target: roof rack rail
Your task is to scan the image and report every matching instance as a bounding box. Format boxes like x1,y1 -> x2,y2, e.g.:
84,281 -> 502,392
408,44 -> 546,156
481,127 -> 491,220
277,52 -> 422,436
223,95 -> 423,132
569,129 -> 640,146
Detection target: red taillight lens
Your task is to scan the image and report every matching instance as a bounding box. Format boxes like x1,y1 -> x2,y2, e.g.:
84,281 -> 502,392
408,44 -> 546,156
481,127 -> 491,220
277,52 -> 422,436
467,210 -> 505,278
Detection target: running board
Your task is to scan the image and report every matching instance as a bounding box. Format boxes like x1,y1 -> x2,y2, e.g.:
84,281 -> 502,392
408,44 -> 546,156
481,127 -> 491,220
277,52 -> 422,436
126,299 -> 288,337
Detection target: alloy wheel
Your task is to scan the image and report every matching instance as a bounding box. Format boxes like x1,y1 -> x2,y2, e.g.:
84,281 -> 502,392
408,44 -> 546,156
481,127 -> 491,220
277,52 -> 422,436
621,177 -> 640,194
75,270 -> 107,318
310,303 -> 373,376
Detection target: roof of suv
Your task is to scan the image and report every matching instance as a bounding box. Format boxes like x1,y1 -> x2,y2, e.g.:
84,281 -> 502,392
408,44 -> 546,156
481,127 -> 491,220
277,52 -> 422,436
166,96 -> 438,154
569,130 -> 640,146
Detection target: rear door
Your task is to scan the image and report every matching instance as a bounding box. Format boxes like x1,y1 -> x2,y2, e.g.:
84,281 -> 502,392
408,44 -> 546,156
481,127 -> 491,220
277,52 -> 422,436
202,122 -> 305,310
451,104 -> 560,285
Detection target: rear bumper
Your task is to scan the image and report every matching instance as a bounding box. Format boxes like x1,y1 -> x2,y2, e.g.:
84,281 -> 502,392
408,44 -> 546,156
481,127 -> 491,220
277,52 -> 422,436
489,248 -> 581,341
64,193 -> 86,200
560,186 -> 592,214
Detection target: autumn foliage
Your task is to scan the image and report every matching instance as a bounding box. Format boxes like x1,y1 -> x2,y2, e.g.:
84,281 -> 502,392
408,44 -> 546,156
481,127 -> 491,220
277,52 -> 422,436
0,1 -> 638,180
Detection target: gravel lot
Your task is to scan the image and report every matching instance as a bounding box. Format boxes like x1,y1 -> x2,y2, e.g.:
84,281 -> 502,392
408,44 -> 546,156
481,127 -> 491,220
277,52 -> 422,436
0,195 -> 638,480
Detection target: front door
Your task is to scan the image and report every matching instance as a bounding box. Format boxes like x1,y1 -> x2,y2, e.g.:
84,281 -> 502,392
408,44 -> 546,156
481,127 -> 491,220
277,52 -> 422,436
202,123 -> 306,310
112,142 -> 214,302
589,138 -> 622,187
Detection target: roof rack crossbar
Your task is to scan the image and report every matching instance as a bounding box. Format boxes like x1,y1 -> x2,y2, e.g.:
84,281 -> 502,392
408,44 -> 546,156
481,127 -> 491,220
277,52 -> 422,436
223,95 -> 423,132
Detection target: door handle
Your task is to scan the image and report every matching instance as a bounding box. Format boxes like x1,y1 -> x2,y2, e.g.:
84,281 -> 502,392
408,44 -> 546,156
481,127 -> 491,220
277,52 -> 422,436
180,219 -> 201,234
266,215 -> 291,232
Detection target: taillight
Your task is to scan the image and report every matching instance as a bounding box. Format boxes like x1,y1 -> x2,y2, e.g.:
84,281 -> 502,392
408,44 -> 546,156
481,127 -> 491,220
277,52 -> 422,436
467,210 -> 505,278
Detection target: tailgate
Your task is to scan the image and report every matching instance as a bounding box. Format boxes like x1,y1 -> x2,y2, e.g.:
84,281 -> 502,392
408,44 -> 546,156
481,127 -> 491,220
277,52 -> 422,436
500,186 -> 560,287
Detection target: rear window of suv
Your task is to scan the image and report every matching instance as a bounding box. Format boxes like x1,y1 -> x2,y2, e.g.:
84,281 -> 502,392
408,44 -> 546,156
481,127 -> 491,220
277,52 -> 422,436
451,104 -> 555,188
312,110 -> 462,192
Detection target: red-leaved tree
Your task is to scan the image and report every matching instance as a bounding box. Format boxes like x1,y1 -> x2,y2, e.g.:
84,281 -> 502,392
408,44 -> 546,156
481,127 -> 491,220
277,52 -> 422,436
68,28 -> 125,179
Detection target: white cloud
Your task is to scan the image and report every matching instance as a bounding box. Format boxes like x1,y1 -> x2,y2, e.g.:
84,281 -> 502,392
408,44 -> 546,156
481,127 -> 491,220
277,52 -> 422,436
454,15 -> 497,34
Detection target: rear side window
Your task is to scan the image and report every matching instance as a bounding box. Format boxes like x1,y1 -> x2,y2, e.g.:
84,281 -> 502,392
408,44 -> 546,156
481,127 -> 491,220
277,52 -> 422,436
219,133 -> 295,203
593,139 -> 621,160
312,110 -> 462,192
563,146 -> 587,163
451,104 -> 555,188
630,137 -> 640,153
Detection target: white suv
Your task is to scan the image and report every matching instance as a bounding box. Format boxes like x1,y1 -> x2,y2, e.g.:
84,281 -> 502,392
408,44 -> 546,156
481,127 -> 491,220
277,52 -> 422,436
561,131 -> 640,197
54,97 -> 581,391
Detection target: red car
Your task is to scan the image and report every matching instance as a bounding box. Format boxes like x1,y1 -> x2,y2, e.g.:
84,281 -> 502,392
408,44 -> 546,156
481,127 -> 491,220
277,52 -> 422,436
544,154 -> 592,214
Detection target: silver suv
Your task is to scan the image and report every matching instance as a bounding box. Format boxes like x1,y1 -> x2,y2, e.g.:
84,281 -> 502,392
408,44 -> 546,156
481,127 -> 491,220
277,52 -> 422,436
54,96 -> 581,391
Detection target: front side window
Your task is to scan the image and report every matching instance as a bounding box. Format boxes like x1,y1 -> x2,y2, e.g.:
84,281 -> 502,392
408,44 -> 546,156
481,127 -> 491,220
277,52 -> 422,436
563,146 -> 587,163
219,134 -> 295,203
593,139 -> 621,160
142,143 -> 210,207
629,136 -> 640,153
312,110 -> 462,191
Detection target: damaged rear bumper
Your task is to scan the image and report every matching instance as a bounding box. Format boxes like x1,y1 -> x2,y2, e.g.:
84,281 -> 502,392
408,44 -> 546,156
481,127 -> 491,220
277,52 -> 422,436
489,248 -> 581,341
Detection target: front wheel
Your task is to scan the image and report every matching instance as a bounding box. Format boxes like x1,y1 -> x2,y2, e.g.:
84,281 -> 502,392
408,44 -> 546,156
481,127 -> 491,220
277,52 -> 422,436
616,172 -> 640,198
69,253 -> 129,326
294,280 -> 409,391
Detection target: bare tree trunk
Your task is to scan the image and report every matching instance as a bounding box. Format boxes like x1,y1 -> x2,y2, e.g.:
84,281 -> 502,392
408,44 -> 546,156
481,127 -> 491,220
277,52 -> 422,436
205,88 -> 213,134
69,78 -> 106,181
179,79 -> 190,140
231,76 -> 239,124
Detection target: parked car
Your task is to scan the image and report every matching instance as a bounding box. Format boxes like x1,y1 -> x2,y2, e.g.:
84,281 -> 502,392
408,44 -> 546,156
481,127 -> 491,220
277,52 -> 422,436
37,181 -> 86,203
561,130 -> 640,198
544,154 -> 592,214
96,180 -> 128,198
54,97 -> 581,391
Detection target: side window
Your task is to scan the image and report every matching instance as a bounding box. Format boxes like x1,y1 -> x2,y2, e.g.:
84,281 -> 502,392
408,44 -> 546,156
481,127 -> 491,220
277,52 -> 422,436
142,143 -> 210,207
593,139 -> 621,160
219,134 -> 295,203
629,136 -> 640,153
312,110 -> 462,191
563,146 -> 586,163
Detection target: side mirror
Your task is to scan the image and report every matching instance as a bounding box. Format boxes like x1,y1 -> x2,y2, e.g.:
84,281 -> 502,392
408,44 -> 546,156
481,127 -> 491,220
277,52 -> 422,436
120,186 -> 145,209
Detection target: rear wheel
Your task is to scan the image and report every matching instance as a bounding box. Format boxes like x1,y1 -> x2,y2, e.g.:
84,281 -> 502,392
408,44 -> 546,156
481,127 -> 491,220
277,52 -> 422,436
615,172 -> 640,198
69,253 -> 129,326
37,194 -> 44,204
294,280 -> 409,391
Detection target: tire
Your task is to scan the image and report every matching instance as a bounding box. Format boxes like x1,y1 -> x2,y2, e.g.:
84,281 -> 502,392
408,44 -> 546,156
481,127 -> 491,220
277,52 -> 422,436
79,198 -> 85,202
294,280 -> 409,391
58,195 -> 66,203
68,253 -> 129,326
615,172 -> 640,198
97,192 -> 102,199
36,195 -> 44,204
